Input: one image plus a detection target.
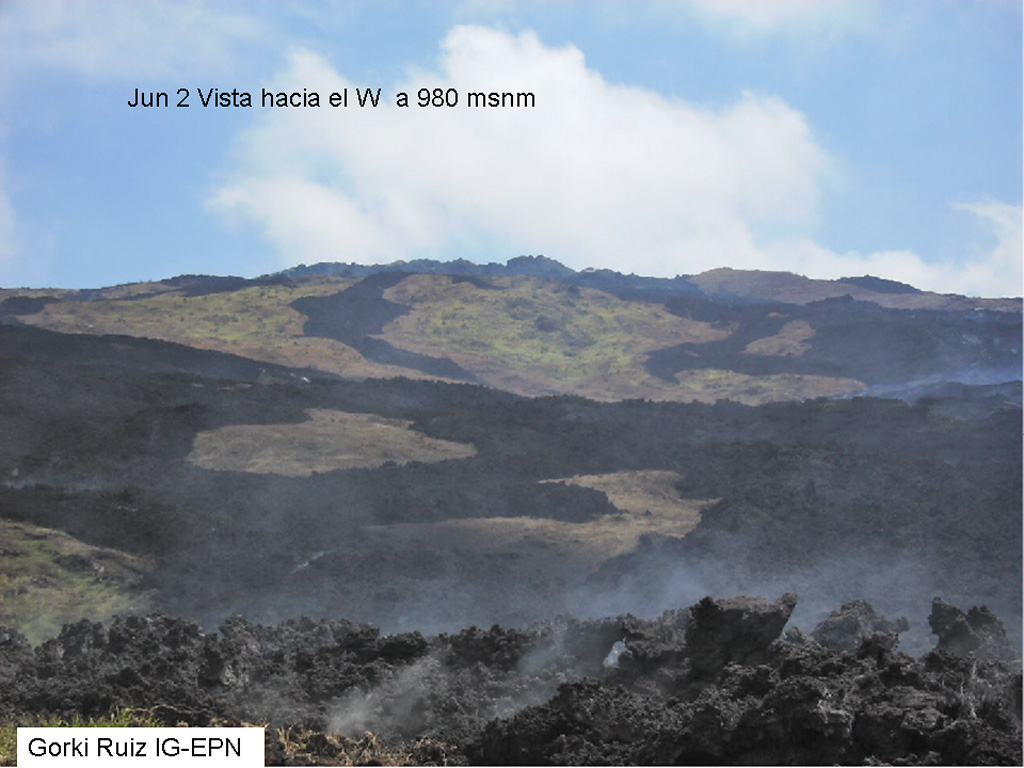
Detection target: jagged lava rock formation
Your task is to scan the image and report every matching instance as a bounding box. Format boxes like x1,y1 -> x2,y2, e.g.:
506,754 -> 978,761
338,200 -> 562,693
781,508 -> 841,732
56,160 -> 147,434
1,595 -> 1020,765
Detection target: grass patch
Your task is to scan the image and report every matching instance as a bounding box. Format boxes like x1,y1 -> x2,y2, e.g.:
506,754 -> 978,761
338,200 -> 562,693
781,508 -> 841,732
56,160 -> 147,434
0,709 -> 163,766
369,471 -> 712,576
274,726 -> 451,766
674,369 -> 865,404
380,275 -> 865,402
542,470 -> 702,523
744,319 -> 816,357
12,279 -> 417,376
0,725 -> 12,767
187,409 -> 477,477
0,519 -> 152,645
19,280 -> 353,347
14,277 -> 462,382
380,274 -> 731,400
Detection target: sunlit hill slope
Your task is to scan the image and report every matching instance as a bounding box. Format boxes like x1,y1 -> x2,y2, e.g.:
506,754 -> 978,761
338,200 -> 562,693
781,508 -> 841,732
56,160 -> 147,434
2,257 -> 1018,405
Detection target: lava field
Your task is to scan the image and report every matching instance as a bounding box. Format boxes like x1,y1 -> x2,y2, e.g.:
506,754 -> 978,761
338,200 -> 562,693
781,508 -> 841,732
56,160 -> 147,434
1,595 -> 1020,765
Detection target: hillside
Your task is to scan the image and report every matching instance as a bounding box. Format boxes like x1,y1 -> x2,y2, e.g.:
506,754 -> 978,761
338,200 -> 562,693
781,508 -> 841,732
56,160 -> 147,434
0,255 -> 1019,634
0,259 -> 1019,763
2,258 -> 1019,404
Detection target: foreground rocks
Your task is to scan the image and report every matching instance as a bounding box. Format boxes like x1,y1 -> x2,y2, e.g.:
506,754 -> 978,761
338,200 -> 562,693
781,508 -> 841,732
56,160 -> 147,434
1,595 -> 1020,765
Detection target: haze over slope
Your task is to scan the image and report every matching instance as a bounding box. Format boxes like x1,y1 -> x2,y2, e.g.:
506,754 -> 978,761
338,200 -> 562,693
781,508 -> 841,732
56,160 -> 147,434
0,258 -> 1019,650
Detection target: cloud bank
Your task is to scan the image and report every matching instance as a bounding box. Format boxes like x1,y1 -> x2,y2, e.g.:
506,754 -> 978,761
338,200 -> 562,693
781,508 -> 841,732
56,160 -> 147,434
200,24 -> 1017,298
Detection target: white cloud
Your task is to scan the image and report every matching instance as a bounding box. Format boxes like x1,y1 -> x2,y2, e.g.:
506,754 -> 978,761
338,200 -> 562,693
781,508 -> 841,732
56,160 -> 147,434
0,0 -> 266,80
0,157 -> 14,266
752,200 -> 1023,298
207,25 -> 1017,299
686,0 -> 875,39
210,26 -> 829,271
950,201 -> 1023,298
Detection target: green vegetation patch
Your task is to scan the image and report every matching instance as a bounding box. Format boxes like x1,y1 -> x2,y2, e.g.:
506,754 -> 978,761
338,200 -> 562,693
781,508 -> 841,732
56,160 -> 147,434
0,724 -> 11,767
12,274 -> 871,403
19,281 -> 351,346
0,519 -> 152,645
674,368 -> 865,404
0,709 -> 179,766
13,278 -> 400,374
380,274 -> 731,399
744,319 -> 816,357
369,475 -> 712,580
275,726 -> 449,766
14,277 -> 457,380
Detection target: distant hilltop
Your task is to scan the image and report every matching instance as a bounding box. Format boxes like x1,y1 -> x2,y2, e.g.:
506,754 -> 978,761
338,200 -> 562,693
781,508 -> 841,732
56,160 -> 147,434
275,255 -> 1019,312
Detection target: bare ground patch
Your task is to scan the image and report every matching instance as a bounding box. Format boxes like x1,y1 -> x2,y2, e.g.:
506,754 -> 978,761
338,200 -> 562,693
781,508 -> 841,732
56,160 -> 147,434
541,470 -> 703,524
364,471 -> 712,583
744,320 -> 816,357
186,409 -> 477,477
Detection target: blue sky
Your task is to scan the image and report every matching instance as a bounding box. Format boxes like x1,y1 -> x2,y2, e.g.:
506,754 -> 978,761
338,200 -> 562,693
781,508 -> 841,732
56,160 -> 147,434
0,1 -> 1020,297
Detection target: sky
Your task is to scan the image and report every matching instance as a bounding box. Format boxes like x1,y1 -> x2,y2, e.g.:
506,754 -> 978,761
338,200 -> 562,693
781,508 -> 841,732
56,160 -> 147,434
0,1 -> 1020,297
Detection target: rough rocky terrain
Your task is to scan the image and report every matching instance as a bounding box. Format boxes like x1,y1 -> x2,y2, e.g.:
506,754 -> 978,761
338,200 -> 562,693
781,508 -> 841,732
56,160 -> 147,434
1,595 -> 1019,765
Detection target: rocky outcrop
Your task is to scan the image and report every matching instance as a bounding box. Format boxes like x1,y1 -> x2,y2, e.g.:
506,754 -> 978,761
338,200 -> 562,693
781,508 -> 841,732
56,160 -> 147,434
684,592 -> 797,678
929,597 -> 1020,668
811,599 -> 910,653
473,596 -> 1021,766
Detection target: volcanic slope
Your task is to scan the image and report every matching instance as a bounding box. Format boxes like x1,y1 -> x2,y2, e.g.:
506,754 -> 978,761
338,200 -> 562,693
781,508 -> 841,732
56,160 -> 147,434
0,319 -> 1018,643
4,258 -> 1019,404
0,260 -> 1020,642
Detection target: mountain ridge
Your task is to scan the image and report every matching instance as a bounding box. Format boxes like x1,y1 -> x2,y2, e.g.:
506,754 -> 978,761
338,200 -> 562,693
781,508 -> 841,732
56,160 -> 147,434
3,258 -> 1018,406
277,257 -> 1022,308
7,255 -> 1017,307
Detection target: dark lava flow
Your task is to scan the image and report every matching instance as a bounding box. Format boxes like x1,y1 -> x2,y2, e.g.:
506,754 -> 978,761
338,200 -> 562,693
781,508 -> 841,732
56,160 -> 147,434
1,327 -> 1019,645
1,595 -> 1020,765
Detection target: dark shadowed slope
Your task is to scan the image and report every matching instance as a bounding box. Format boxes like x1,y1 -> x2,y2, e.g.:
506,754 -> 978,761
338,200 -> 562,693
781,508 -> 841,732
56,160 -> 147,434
0,318 -> 1018,643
